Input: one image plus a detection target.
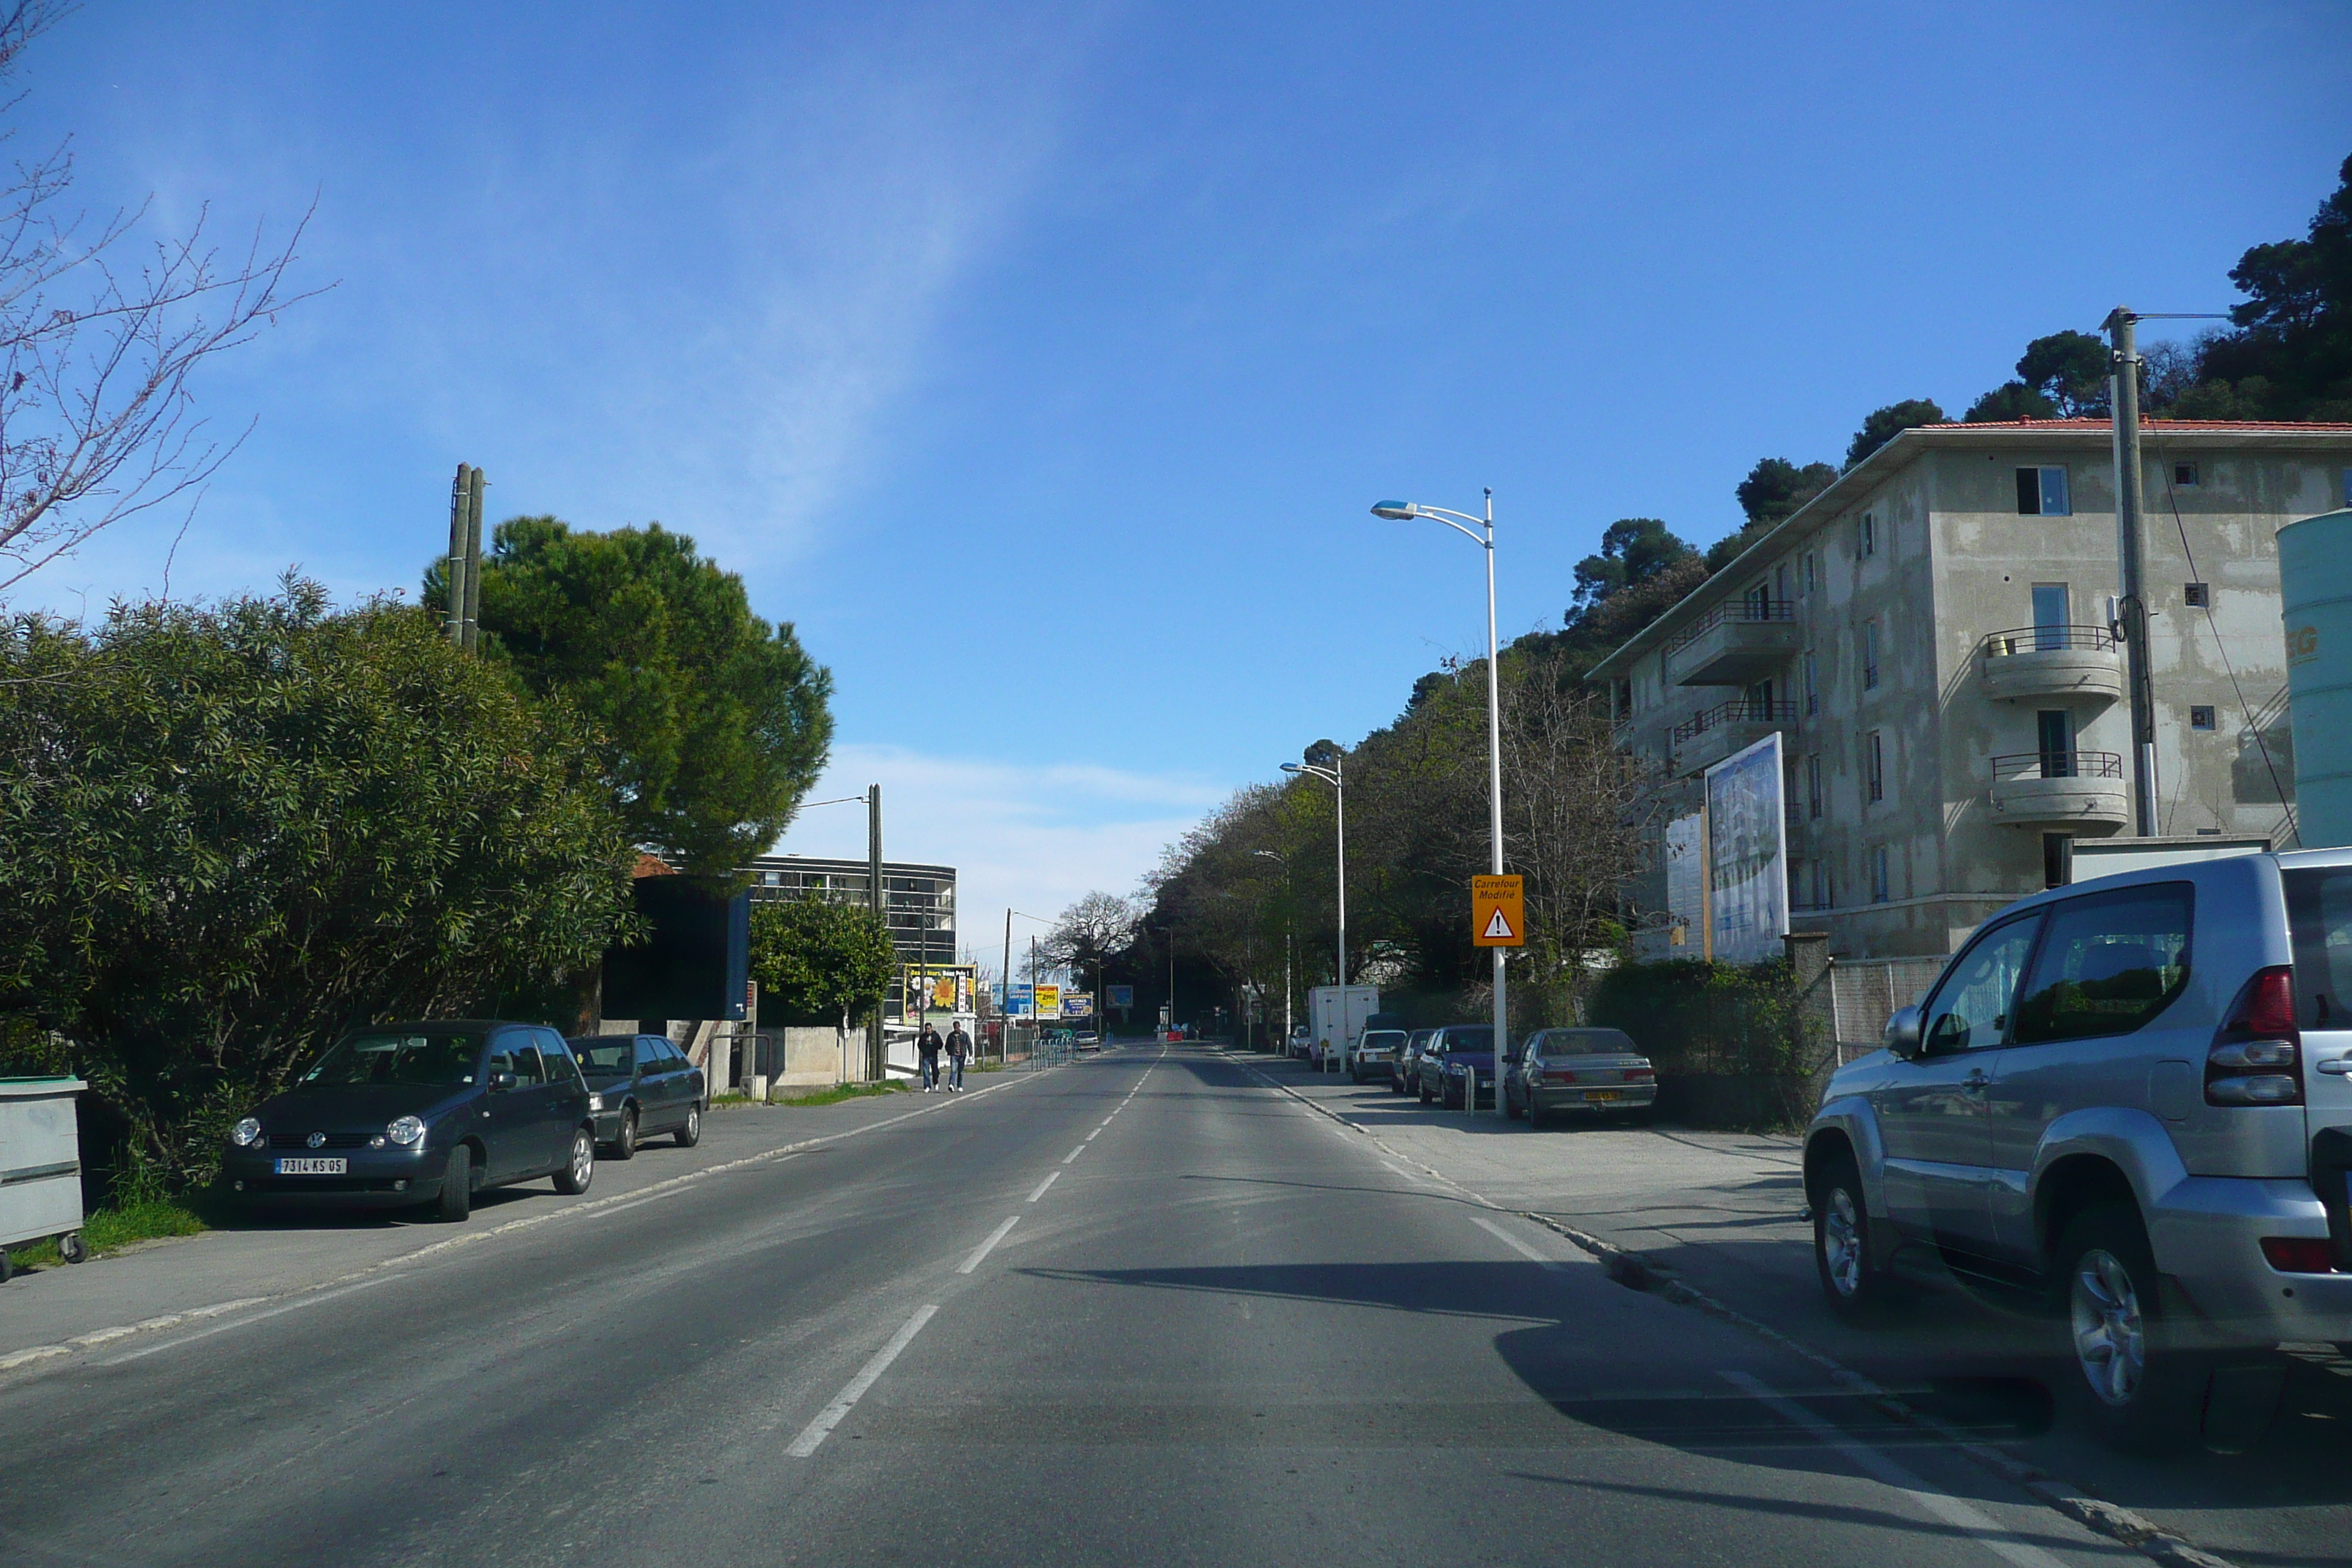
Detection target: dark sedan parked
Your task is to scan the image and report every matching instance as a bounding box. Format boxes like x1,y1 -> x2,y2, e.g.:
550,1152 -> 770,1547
220,1021 -> 598,1222
567,1034 -> 707,1158
1390,1029 -> 1438,1096
1413,1025 -> 1497,1109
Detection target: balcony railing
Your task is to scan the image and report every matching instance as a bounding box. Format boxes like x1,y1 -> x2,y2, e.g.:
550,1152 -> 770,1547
1662,598 -> 1795,658
1991,750 -> 2125,783
1980,624 -> 2119,659
1671,698 -> 1799,745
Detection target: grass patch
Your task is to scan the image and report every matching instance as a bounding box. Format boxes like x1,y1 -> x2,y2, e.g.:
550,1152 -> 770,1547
4,1192 -> 208,1273
773,1082 -> 907,1107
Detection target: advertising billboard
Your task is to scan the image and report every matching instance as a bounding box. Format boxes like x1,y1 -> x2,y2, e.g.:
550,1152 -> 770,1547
1035,984 -> 1061,1017
1704,732 -> 1787,965
1665,812 -> 1703,951
902,963 -> 977,1019
1107,984 -> 1134,1009
1060,992 -> 1093,1019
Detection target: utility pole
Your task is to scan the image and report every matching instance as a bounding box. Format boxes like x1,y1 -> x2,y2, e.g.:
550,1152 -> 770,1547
867,784 -> 885,1081
2106,308 -> 2159,837
445,465 -> 469,647
1003,907 -> 1014,1058
461,467 -> 485,652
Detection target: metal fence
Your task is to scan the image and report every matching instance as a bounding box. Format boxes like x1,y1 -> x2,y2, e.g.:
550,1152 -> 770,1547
1825,957 -> 1947,1061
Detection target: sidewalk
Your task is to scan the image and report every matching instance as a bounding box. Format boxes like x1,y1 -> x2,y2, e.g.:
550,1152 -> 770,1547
0,1085 -> 957,1366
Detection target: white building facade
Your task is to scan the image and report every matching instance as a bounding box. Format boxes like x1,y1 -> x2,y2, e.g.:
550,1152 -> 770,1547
1591,419 -> 2352,962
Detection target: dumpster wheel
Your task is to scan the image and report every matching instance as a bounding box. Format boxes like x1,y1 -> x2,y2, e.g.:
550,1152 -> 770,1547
58,1232 -> 87,1264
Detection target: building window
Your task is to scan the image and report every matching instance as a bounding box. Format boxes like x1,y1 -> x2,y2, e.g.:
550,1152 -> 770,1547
1806,753 -> 1823,819
2172,461 -> 2198,488
1866,731 -> 1884,802
1803,651 -> 1819,717
2016,466 -> 2072,516
1871,845 -> 1890,903
1813,859 -> 1831,911
1862,621 -> 1879,690
1775,562 -> 1790,604
1802,551 -> 1817,595
1861,511 -> 1877,556
2190,705 -> 2217,731
2184,581 -> 2209,608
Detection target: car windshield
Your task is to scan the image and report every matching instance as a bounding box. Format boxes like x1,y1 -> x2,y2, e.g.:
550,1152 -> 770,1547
1445,1028 -> 1494,1052
570,1040 -> 636,1075
303,1031 -> 480,1087
1360,1031 -> 1406,1050
1536,1029 -> 1638,1055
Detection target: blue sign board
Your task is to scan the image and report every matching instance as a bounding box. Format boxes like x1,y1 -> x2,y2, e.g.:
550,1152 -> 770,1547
1107,985 -> 1134,1009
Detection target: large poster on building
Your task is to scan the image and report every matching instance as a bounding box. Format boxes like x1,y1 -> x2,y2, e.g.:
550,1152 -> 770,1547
1705,732 -> 1787,965
902,963 -> 977,1019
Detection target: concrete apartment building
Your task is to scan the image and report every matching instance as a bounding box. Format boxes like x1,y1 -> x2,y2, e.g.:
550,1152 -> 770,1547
1591,418 -> 2352,963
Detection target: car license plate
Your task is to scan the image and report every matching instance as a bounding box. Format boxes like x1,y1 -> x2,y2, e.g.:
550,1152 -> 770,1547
273,1157 -> 347,1175
1583,1090 -> 1622,1103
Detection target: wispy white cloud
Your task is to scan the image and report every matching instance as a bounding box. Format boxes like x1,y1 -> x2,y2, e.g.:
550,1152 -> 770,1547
769,741 -> 1228,966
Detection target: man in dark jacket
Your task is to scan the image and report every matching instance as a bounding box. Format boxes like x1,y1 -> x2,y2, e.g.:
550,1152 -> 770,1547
917,1023 -> 943,1091
945,1022 -> 970,1091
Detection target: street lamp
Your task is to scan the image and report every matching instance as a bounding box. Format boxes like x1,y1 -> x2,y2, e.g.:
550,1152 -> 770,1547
1281,757 -> 1344,1074
798,786 -> 885,1082
1251,849 -> 1295,1053
1373,490 -> 1507,1115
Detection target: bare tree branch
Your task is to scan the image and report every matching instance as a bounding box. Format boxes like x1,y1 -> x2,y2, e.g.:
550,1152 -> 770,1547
0,3 -> 323,595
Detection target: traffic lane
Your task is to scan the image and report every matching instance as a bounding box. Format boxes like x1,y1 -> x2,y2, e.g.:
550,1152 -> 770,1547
685,1046 -> 2129,1568
0,1069 -> 1047,1362
1255,1054 -> 2352,1566
0,1052 -> 1157,1567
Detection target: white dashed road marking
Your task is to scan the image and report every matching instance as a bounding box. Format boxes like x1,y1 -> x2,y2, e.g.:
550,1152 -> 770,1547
787,1305 -> 940,1458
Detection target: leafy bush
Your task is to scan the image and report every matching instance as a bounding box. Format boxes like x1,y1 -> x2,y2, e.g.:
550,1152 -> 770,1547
749,892 -> 895,1030
1587,956 -> 1825,1080
0,581 -> 641,1185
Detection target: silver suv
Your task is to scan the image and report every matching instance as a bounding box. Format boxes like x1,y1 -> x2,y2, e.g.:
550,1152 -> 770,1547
1803,848 -> 2352,1448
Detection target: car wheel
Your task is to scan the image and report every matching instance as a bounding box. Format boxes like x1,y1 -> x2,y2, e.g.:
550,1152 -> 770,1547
554,1128 -> 595,1195
58,1232 -> 88,1264
608,1107 -> 638,1161
1504,1082 -> 1524,1120
675,1103 -> 703,1148
1417,1079 -> 1433,1104
1812,1150 -> 1896,1321
1526,1095 -> 1545,1131
436,1143 -> 473,1223
2054,1202 -> 2205,1452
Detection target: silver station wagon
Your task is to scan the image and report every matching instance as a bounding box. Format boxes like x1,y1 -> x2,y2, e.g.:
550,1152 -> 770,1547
1804,847 -> 2352,1448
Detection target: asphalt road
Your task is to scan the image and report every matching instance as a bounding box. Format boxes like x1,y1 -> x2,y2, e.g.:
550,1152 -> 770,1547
2,1046 -> 2155,1567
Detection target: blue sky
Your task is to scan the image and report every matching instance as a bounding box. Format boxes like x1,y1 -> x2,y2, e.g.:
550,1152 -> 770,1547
15,1 -> 2350,952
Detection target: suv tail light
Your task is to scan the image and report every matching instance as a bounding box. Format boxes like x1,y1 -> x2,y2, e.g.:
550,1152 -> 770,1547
2260,1237 -> 2335,1273
2207,965 -> 2302,1107
1546,1069 -> 1578,1084
1624,1068 -> 1655,1083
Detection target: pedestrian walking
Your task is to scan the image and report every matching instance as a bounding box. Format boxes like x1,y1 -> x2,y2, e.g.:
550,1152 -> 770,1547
918,1022 -> 943,1091
946,1022 -> 970,1090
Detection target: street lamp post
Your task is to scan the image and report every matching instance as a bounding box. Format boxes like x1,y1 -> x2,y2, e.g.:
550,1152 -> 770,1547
796,787 -> 886,1082
1373,491 -> 1507,1113
1281,757 -> 1345,1073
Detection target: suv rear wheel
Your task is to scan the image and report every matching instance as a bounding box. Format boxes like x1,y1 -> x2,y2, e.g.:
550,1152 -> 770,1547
1811,1150 -> 1896,1320
2054,1202 -> 2204,1452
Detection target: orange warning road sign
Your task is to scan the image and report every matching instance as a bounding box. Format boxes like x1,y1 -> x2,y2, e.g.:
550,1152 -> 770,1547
1471,875 -> 1525,948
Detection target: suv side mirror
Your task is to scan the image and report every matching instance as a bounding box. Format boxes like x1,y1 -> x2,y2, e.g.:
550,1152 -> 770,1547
1882,1006 -> 1923,1061
489,1071 -> 519,1092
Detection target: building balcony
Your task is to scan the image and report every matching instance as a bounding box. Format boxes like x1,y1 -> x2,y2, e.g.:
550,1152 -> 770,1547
1978,625 -> 2124,705
1664,599 -> 1801,686
1987,750 -> 2129,829
1670,699 -> 1798,777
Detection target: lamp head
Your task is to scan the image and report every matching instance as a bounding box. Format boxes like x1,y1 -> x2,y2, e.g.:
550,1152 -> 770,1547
1281,763 -> 1303,775
1370,500 -> 1417,521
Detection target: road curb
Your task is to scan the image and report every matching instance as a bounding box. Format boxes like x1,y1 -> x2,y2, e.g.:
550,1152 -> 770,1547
1224,1052 -> 2246,1568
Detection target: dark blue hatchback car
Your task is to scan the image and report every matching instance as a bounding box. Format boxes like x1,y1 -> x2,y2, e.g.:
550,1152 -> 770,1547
220,1021 -> 598,1221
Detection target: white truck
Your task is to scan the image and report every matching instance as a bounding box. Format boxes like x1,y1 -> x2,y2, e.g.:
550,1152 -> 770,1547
1306,985 -> 1380,1074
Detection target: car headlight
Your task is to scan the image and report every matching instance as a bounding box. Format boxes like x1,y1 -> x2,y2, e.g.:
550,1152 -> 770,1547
230,1116 -> 263,1147
588,1093 -> 604,1112
386,1115 -> 426,1147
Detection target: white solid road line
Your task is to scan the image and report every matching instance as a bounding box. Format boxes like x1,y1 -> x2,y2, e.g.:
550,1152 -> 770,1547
99,1275 -> 404,1365
1025,1170 -> 1061,1202
957,1215 -> 1022,1275
1471,1215 -> 1568,1272
1719,1371 -> 2074,1568
786,1305 -> 940,1458
1062,1144 -> 1086,1164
